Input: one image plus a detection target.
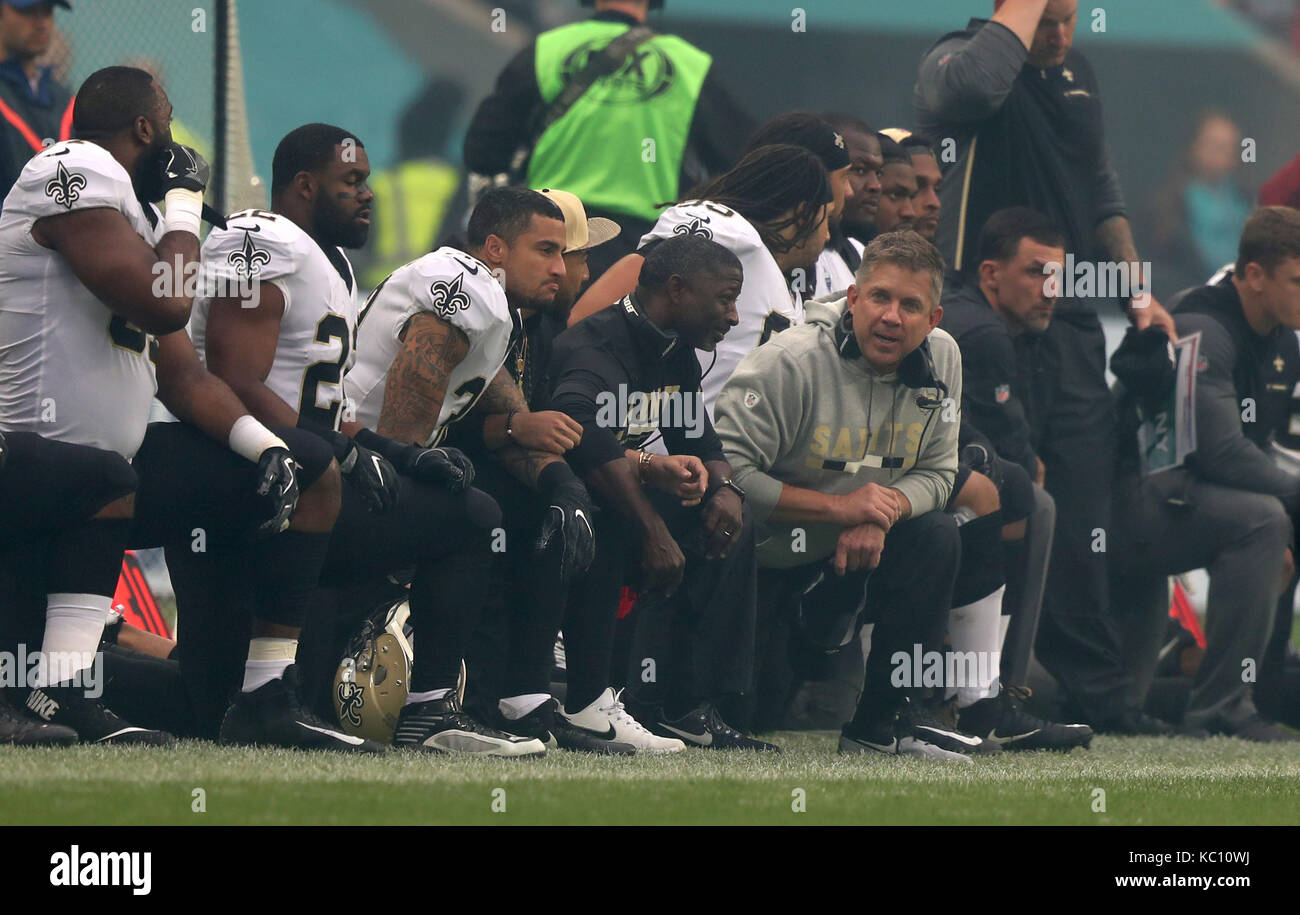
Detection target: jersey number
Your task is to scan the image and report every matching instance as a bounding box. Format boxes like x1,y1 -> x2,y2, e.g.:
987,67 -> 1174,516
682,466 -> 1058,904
430,377 -> 488,446
108,316 -> 158,362
299,314 -> 351,429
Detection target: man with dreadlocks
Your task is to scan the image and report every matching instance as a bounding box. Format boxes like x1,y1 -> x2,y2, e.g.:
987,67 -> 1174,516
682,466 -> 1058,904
568,143 -> 833,413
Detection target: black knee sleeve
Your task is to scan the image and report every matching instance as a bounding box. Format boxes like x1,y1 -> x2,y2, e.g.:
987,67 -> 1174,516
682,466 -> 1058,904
47,517 -> 132,597
953,510 -> 1005,607
254,530 -> 332,628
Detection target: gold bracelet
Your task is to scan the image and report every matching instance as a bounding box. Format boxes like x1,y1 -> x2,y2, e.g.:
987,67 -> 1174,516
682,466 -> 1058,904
638,449 -> 653,482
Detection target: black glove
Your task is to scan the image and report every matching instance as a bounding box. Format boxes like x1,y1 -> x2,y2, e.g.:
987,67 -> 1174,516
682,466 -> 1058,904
353,428 -> 474,493
403,446 -> 475,492
329,432 -> 400,513
0,429 -> 7,472
253,446 -> 299,536
534,463 -> 596,586
158,142 -> 210,195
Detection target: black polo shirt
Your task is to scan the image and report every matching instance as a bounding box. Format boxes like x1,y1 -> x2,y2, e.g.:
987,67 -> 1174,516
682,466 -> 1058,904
548,292 -> 725,475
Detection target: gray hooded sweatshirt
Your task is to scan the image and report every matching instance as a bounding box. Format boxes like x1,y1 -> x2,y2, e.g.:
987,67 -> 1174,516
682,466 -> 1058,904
714,297 -> 962,569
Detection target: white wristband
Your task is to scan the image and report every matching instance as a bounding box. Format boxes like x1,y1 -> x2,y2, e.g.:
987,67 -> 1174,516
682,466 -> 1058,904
163,188 -> 204,238
228,415 -> 287,463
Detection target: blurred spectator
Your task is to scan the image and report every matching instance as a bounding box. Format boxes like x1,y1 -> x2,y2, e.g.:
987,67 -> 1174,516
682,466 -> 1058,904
1215,0 -> 1300,50
0,0 -> 72,204
1148,110 -> 1253,295
353,79 -> 466,290
1259,148 -> 1300,208
464,0 -> 753,281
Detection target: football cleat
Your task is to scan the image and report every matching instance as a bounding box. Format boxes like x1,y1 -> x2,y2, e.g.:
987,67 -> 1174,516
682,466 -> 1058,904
1,693 -> 76,746
561,688 -> 682,754
393,691 -> 546,757
497,698 -> 561,752
652,701 -> 781,752
904,697 -> 1000,756
959,685 -> 1093,751
25,684 -> 174,746
837,712 -> 970,762
220,665 -> 385,753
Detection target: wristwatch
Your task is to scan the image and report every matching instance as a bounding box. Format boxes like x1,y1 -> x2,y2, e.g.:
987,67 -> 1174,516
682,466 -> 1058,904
712,477 -> 746,503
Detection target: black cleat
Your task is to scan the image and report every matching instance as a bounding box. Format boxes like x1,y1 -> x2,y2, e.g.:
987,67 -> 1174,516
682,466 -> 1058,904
394,691 -> 546,757
959,686 -> 1093,751
653,702 -> 781,752
25,684 -> 174,746
220,665 -> 385,753
0,693 -> 76,746
905,697 -> 1001,756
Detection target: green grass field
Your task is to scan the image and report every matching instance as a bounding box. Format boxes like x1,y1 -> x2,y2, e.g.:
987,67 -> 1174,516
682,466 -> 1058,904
3,732 -> 1298,825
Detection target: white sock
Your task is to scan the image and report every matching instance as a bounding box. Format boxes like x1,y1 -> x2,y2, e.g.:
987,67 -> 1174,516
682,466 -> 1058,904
947,586 -> 1005,708
499,693 -> 550,720
242,637 -> 297,692
406,688 -> 452,705
38,594 -> 111,688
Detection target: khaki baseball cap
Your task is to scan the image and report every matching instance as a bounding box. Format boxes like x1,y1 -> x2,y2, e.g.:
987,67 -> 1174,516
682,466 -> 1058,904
539,188 -> 621,253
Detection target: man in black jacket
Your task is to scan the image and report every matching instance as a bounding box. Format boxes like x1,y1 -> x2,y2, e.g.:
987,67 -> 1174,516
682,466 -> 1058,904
548,233 -> 775,751
915,0 -> 1175,732
1111,207 -> 1300,741
0,0 -> 73,204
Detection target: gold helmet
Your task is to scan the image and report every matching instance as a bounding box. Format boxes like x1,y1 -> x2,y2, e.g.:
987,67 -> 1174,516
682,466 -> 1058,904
333,596 -> 467,743
334,597 -> 413,743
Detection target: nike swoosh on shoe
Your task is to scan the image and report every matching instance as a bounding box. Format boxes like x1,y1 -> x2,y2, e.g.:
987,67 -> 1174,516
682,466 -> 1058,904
297,721 -> 366,745
916,726 -> 982,747
661,724 -> 712,746
992,728 -> 1042,744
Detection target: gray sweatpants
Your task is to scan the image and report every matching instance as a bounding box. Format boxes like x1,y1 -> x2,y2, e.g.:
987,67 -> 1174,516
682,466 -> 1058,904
1110,467 -> 1290,729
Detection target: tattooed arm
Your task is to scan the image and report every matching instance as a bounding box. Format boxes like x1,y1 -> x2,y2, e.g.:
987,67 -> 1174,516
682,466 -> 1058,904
1095,214 -> 1175,335
375,312 -> 470,445
472,366 -> 567,488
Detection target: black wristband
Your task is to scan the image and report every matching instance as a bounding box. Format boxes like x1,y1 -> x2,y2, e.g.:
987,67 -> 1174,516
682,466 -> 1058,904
536,459 -> 579,496
353,427 -> 408,463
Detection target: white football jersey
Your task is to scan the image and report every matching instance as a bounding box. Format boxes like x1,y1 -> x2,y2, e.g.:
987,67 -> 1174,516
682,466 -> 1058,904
193,208 -> 358,431
349,247 -> 516,446
0,140 -> 162,460
640,200 -> 801,413
815,237 -> 864,298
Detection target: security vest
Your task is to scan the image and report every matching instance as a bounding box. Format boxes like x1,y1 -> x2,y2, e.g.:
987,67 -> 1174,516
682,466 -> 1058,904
528,19 -> 712,222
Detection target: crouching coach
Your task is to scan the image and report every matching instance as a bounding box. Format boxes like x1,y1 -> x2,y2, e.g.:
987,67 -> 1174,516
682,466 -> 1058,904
714,230 -> 966,760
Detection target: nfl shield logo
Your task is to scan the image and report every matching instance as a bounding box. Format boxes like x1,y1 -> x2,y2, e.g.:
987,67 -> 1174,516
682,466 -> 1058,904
994,384 -> 1011,404
743,390 -> 761,408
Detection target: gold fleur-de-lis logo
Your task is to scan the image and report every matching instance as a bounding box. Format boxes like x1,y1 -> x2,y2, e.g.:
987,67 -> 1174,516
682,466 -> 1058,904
336,680 -> 364,726
430,273 -> 471,319
44,162 -> 86,208
227,228 -> 270,278
673,216 -> 712,240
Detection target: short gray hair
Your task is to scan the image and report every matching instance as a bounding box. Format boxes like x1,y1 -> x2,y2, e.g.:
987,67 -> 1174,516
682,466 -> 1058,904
855,229 -> 945,309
